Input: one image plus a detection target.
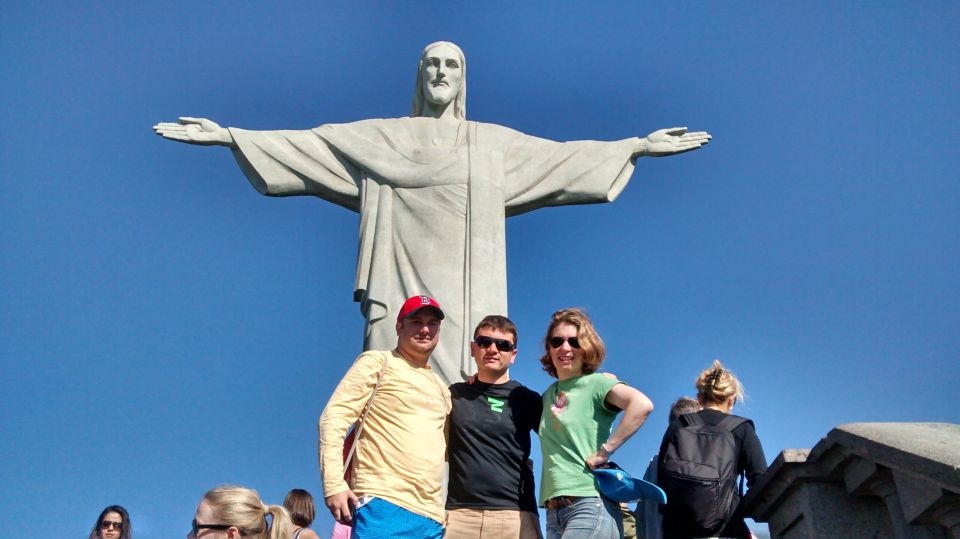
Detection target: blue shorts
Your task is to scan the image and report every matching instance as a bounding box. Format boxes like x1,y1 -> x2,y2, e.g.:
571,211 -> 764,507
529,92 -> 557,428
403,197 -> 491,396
352,497 -> 443,539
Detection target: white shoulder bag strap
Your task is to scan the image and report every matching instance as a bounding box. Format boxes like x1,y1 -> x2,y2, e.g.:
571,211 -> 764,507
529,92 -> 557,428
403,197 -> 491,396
343,351 -> 390,469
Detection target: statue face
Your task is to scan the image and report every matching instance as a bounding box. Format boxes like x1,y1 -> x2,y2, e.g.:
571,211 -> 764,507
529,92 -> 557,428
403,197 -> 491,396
420,44 -> 462,107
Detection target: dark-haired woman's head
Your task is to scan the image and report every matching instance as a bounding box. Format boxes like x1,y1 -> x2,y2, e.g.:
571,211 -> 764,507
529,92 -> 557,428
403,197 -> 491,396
89,505 -> 131,539
283,488 -> 316,528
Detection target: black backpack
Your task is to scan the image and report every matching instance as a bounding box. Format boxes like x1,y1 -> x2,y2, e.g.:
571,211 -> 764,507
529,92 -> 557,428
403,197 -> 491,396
659,413 -> 749,533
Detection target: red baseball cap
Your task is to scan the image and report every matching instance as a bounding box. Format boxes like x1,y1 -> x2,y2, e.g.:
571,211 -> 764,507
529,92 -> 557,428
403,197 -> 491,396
397,295 -> 445,323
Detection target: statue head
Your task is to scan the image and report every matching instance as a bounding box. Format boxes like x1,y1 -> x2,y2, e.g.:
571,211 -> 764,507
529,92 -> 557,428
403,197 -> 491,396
411,41 -> 466,120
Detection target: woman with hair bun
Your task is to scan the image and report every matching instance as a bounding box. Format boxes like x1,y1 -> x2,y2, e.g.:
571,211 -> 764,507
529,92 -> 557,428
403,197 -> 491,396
187,486 -> 294,539
88,505 -> 132,539
657,360 -> 768,539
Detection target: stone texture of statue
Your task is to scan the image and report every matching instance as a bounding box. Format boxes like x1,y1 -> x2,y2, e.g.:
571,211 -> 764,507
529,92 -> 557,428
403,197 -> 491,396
153,41 -> 711,383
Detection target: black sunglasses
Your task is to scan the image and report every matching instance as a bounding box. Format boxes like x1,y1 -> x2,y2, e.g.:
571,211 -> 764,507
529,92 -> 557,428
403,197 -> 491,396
192,519 -> 232,536
475,336 -> 515,352
100,521 -> 123,531
548,336 -> 581,349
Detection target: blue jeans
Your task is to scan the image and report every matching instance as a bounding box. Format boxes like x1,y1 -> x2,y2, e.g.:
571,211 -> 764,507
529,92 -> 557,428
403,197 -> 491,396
546,496 -> 622,539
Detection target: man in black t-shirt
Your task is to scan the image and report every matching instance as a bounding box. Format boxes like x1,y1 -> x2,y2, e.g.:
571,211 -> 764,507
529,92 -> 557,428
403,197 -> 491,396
445,315 -> 544,539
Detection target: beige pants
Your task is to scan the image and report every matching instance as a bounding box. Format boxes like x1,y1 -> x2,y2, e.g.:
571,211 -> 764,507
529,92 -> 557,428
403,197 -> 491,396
445,508 -> 543,539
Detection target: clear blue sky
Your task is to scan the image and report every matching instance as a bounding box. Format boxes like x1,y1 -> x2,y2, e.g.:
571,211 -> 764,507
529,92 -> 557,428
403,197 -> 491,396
2,2 -> 958,537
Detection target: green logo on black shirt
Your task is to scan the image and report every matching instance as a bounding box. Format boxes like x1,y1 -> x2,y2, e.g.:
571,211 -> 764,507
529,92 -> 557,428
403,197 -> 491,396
486,396 -> 504,413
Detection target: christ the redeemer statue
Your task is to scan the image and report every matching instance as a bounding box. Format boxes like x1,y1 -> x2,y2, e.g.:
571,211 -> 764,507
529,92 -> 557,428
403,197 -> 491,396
154,41 -> 710,384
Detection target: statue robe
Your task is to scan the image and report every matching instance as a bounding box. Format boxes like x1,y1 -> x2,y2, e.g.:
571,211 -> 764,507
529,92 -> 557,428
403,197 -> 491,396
229,117 -> 638,384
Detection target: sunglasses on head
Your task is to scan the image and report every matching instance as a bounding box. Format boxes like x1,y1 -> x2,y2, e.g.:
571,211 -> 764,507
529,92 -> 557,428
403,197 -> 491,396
100,521 -> 123,531
192,519 -> 232,536
474,336 -> 515,352
548,336 -> 581,349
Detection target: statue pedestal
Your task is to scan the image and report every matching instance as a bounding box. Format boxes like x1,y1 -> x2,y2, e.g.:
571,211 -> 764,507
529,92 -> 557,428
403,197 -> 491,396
741,423 -> 960,539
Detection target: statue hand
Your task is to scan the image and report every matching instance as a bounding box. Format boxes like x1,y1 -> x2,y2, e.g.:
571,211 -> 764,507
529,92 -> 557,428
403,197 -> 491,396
152,117 -> 234,146
641,127 -> 711,157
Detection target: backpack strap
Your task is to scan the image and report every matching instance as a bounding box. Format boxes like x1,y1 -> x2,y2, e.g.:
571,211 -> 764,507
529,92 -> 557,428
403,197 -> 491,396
343,351 -> 390,468
716,414 -> 751,498
716,414 -> 749,432
678,412 -> 704,427
698,414 -> 753,532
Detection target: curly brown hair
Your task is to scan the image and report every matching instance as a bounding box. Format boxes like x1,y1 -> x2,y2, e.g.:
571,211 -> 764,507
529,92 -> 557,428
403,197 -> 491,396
539,308 -> 606,378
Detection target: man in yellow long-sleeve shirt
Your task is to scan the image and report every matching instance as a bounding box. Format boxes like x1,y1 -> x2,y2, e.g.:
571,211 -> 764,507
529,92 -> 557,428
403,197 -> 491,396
318,295 -> 452,539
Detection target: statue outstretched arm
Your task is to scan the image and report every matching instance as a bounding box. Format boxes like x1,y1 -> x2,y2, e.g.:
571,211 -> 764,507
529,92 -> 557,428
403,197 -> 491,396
152,117 -> 235,146
634,127 -> 711,158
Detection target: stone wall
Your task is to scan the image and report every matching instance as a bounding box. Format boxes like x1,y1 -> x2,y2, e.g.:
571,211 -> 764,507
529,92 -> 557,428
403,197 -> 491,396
741,423 -> 960,538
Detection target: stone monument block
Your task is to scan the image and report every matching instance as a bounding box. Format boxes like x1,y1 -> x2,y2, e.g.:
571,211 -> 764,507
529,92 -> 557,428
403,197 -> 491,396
741,423 -> 960,539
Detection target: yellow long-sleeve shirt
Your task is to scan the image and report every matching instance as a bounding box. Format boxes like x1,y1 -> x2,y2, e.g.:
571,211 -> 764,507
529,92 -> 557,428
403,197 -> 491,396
318,350 -> 451,523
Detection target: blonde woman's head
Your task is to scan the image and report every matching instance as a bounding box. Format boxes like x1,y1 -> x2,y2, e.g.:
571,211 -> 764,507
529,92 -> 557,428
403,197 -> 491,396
695,360 -> 744,410
193,486 -> 294,539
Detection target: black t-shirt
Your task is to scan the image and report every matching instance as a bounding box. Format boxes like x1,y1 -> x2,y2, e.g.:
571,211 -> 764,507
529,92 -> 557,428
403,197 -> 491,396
446,380 -> 543,511
657,408 -> 768,539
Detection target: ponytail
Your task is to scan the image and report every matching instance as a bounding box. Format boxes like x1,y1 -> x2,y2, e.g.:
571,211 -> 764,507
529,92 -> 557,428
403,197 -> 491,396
264,503 -> 295,539
201,486 -> 294,539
